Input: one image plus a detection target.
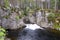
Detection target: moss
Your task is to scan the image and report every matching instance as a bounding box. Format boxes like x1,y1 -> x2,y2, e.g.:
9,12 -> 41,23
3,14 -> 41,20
53,23 -> 60,29
19,14 -> 24,19
4,0 -> 10,9
15,16 -> 20,20
3,15 -> 9,19
55,13 -> 60,17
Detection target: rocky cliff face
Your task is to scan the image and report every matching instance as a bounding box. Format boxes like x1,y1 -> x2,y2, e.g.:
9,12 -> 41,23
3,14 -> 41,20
0,0 -> 50,29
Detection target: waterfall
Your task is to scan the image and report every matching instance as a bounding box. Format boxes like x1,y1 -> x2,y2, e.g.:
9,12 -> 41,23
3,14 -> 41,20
25,24 -> 43,30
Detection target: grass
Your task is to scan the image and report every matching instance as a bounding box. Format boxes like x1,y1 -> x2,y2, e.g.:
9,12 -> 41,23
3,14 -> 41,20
53,23 -> 60,29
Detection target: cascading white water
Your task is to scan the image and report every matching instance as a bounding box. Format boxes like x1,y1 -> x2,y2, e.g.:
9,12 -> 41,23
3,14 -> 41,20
25,24 -> 43,30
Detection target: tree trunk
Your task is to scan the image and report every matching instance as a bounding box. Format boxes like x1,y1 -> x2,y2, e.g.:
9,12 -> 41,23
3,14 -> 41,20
55,0 -> 58,10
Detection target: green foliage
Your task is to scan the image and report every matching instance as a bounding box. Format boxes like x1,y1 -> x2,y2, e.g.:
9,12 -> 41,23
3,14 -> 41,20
0,26 -> 6,36
53,23 -> 60,29
4,0 -> 10,9
47,12 -> 55,22
23,7 -> 30,16
0,26 -> 6,40
48,13 -> 55,18
55,13 -> 60,17
48,13 -> 60,29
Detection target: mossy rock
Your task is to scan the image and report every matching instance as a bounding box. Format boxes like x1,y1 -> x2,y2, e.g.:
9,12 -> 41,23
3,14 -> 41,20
0,26 -> 6,37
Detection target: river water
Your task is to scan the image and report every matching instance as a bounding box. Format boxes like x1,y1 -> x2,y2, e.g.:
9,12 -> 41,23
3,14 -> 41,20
15,24 -> 60,40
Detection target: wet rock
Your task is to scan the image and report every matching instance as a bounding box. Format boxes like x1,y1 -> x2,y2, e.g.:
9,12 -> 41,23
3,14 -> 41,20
0,0 -> 4,6
9,12 -> 17,20
0,8 -> 25,29
16,17 -> 25,29
0,19 -> 1,26
36,11 -> 42,25
0,8 -> 10,18
23,17 -> 31,24
0,8 -> 4,17
1,18 -> 8,28
28,13 -> 36,24
1,17 -> 25,29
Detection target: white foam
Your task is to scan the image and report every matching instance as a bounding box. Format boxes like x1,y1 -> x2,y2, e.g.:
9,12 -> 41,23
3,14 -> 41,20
25,24 -> 43,30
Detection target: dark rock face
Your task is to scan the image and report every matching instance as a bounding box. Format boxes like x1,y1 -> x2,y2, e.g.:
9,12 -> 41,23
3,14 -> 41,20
6,28 -> 60,40
0,0 -> 53,30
